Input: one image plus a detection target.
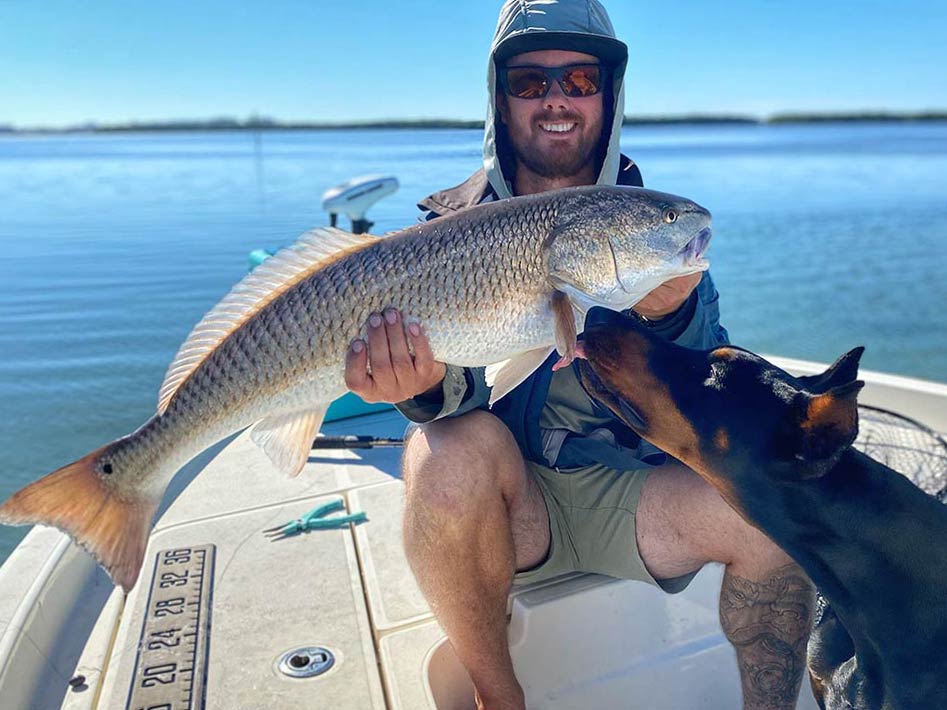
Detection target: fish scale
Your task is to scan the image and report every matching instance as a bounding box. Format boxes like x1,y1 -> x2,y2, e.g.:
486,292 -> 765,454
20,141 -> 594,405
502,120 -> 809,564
0,184 -> 712,591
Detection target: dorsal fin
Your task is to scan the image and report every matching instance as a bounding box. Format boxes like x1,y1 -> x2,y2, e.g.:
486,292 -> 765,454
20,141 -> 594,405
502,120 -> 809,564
157,227 -> 379,414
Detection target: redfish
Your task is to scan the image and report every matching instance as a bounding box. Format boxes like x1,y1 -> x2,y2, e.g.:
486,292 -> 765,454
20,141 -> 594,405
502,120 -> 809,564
0,185 -> 712,590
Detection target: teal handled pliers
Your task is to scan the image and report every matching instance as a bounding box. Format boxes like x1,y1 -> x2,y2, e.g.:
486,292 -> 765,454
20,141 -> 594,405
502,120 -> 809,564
263,499 -> 368,541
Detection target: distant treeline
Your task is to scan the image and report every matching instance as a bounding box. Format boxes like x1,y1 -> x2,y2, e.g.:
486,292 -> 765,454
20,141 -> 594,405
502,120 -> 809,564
0,118 -> 485,134
767,111 -> 947,123
3,111 -> 947,134
625,111 -> 947,125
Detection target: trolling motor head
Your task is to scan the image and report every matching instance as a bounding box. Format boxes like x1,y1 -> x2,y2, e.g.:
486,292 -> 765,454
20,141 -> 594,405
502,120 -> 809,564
249,174 -> 400,271
321,175 -> 399,234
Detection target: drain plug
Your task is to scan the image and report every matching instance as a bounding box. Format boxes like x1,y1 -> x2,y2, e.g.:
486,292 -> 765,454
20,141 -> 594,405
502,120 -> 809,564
277,647 -> 335,678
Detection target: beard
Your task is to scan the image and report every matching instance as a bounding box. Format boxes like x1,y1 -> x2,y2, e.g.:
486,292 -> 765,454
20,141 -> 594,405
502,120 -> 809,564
508,110 -> 604,180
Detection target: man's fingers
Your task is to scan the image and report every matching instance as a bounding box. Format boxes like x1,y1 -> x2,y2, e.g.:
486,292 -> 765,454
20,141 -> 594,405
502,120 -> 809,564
672,272 -> 703,291
344,338 -> 376,399
407,321 -> 445,382
635,272 -> 703,318
366,312 -> 396,392
383,309 -> 413,384
343,311 -> 446,403
652,272 -> 701,297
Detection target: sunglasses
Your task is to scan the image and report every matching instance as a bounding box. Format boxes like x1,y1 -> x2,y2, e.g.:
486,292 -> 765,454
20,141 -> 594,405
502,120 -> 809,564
499,63 -> 605,100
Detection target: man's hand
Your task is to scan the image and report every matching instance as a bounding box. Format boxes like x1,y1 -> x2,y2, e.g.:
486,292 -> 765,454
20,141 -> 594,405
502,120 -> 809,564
344,308 -> 447,404
633,272 -> 702,320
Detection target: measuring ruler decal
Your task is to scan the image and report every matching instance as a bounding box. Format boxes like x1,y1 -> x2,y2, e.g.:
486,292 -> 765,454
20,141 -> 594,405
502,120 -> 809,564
127,544 -> 216,710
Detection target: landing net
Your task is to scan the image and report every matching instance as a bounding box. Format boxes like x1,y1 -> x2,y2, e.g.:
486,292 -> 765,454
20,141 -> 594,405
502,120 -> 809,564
854,404 -> 947,502
815,405 -> 947,623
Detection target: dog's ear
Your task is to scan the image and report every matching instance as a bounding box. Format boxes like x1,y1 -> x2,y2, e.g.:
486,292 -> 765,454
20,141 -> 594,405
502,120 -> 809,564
786,380 -> 864,477
798,347 -> 864,394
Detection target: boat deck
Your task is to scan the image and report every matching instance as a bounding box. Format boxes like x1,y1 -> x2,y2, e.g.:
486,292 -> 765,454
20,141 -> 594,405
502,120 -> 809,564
1,358 -> 945,709
0,407 -> 826,710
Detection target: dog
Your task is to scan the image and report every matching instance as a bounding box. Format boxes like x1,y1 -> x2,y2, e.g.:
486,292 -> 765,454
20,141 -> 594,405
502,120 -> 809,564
573,306 -> 947,710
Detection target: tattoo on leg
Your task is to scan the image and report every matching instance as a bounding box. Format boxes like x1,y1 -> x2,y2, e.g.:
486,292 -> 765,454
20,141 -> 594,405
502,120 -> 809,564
719,563 -> 815,709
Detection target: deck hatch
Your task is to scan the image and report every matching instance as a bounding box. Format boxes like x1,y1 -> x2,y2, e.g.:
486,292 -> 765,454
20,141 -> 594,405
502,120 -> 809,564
126,544 -> 215,710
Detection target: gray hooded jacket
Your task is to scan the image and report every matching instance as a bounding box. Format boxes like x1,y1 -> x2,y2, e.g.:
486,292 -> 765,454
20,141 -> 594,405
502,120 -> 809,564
399,1 -> 729,472
419,0 -> 639,216
485,0 -> 628,198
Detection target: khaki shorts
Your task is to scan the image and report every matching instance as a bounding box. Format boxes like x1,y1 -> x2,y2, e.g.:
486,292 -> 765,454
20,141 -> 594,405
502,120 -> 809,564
512,460 -> 698,594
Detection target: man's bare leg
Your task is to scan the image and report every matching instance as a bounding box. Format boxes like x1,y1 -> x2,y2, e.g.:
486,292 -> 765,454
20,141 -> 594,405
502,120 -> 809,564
636,464 -> 815,710
402,410 -> 550,710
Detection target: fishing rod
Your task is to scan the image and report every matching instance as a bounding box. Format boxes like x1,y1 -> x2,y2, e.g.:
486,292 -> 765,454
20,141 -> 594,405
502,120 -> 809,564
311,435 -> 404,449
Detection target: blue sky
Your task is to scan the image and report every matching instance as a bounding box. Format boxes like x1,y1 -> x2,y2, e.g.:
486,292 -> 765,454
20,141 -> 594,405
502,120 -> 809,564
1,0 -> 945,128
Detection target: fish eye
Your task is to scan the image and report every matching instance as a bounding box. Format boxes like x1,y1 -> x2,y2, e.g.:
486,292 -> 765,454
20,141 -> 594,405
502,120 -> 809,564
663,209 -> 678,224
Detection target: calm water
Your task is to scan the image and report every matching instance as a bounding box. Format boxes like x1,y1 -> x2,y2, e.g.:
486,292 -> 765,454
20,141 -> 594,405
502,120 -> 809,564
1,123 -> 946,563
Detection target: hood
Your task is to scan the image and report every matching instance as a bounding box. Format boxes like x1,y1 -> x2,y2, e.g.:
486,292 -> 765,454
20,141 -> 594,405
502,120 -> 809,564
484,0 -> 628,199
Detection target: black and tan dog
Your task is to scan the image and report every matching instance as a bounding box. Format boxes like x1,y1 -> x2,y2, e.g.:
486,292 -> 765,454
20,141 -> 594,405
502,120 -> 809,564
574,307 -> 947,710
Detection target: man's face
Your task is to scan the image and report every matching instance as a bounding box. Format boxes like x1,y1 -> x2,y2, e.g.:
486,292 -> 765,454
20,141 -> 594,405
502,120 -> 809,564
497,49 -> 606,180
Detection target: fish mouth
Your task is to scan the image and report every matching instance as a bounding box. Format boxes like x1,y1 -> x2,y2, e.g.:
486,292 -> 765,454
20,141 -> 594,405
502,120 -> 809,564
679,227 -> 712,269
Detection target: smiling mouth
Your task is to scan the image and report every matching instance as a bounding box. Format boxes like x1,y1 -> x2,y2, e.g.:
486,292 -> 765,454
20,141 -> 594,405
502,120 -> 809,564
538,122 -> 578,134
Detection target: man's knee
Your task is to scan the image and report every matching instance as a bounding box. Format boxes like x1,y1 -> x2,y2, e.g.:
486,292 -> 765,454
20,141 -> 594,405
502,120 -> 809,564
639,465 -> 795,576
401,410 -> 523,513
731,519 -> 796,574
700,489 -> 795,573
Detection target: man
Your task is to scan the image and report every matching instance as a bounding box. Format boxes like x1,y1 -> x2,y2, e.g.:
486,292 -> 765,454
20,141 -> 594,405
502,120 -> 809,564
345,2 -> 815,709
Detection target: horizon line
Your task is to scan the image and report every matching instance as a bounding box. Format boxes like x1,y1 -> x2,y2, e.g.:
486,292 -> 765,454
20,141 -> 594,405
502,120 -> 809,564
2,110 -> 947,134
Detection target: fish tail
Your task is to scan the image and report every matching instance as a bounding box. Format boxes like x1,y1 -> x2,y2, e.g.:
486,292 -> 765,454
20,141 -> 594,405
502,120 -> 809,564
0,444 -> 157,592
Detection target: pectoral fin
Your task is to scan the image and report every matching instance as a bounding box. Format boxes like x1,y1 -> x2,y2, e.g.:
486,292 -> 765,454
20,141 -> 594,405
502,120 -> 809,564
551,290 -> 578,371
251,406 -> 329,477
485,348 -> 554,406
